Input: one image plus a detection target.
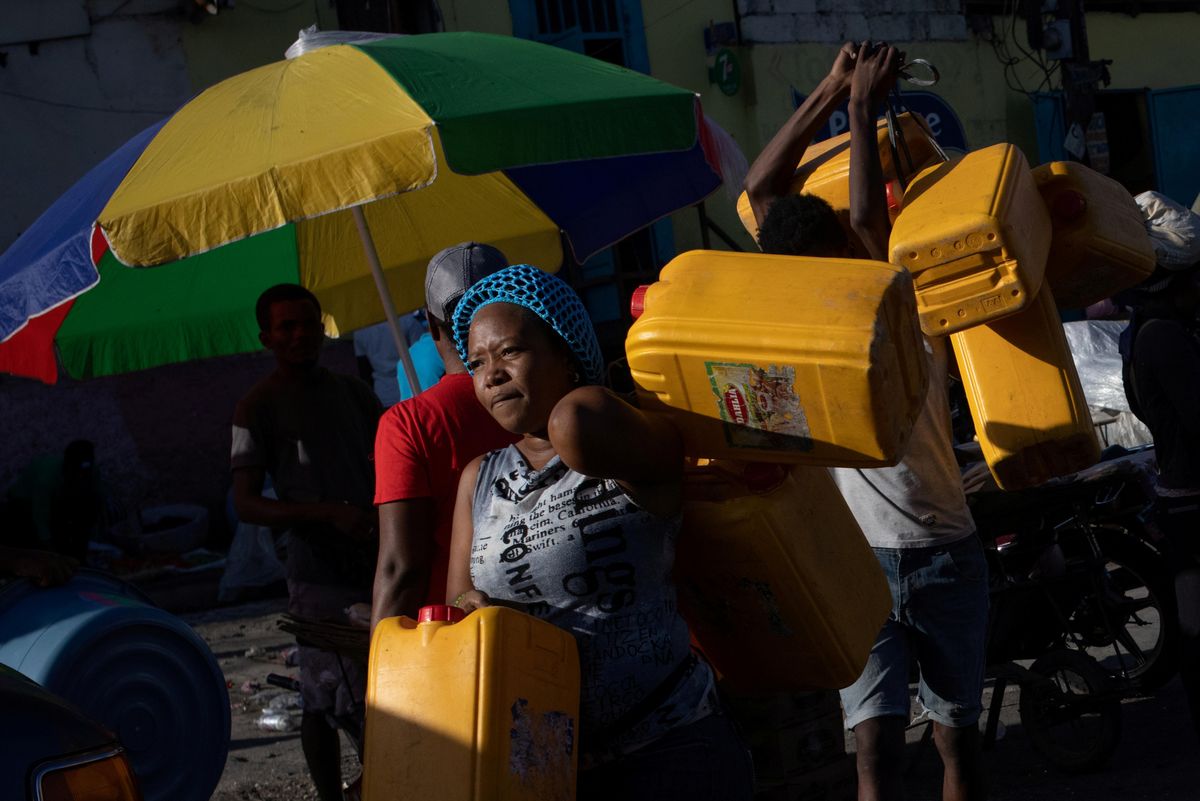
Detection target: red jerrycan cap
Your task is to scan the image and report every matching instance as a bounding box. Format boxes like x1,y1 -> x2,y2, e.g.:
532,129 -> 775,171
886,180 -> 903,213
1051,189 -> 1088,221
630,285 -> 650,319
418,605 -> 466,623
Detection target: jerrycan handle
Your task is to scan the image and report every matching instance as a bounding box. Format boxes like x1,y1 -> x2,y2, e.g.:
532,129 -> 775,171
418,605 -> 466,623
885,89 -> 916,191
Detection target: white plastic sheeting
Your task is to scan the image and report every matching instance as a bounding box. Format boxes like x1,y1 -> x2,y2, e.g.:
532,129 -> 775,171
285,25 -> 402,60
1135,190 -> 1200,268
1063,319 -> 1153,447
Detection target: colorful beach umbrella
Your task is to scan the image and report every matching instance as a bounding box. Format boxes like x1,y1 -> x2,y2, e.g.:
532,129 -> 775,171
0,32 -> 723,384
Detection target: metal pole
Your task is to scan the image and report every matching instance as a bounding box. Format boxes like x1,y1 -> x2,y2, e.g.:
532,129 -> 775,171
351,205 -> 421,396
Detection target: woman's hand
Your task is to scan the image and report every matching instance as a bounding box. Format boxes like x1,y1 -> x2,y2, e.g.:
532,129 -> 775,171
453,590 -> 491,613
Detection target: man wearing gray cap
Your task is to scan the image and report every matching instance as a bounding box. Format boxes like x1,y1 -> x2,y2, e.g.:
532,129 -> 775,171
370,243 -> 518,632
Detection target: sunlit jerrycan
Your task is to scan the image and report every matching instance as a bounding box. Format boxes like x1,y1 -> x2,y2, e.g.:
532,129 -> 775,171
889,143 -> 1052,336
624,250 -> 928,467
737,111 -> 945,245
363,605 -> 580,801
951,282 -> 1100,490
1032,160 -> 1157,309
676,461 -> 891,691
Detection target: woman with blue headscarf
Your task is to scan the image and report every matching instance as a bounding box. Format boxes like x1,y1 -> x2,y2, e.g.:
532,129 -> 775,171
445,264 -> 752,800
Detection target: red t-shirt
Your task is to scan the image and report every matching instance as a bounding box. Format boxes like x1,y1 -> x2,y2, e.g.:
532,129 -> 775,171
373,372 -> 518,607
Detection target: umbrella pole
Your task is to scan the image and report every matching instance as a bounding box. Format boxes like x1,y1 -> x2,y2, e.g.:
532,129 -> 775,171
352,205 -> 422,396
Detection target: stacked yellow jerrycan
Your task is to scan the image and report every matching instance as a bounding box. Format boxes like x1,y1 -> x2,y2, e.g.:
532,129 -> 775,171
888,143 -> 1053,336
950,284 -> 1099,489
736,112 -> 946,245
675,460 -> 891,692
887,142 -> 1099,489
1032,160 -> 1157,308
363,605 -> 580,801
625,250 -> 930,467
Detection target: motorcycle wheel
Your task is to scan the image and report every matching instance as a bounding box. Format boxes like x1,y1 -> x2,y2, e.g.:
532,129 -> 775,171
1019,649 -> 1121,773
1068,533 -> 1180,692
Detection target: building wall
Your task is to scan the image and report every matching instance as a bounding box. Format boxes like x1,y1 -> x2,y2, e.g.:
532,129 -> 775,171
736,0 -> 968,45
0,0 -> 337,253
1088,12 -> 1200,89
644,0 -> 763,252
439,0 -> 513,36
180,1 -> 338,92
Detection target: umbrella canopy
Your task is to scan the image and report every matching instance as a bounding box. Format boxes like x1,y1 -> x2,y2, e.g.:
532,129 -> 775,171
0,32 -> 723,384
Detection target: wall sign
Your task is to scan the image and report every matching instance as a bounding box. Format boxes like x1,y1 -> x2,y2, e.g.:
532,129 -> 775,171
790,88 -> 968,153
711,49 -> 741,96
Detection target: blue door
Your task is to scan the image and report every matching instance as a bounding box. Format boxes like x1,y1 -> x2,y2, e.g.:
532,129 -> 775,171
1148,85 -> 1200,207
1031,89 -> 1167,199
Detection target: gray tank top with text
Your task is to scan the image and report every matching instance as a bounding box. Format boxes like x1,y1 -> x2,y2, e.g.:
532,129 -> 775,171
470,445 -> 714,760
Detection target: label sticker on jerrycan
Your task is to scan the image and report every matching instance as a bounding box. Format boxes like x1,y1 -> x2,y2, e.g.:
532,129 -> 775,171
706,362 -> 813,452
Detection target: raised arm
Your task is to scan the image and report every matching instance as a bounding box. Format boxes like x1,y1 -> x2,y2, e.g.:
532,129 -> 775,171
744,43 -> 858,229
547,386 -> 684,516
848,42 -> 901,261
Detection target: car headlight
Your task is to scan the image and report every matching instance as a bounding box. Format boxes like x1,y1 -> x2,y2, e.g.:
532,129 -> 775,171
34,747 -> 141,801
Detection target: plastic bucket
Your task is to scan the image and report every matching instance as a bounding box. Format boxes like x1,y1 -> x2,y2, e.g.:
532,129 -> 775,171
0,569 -> 230,801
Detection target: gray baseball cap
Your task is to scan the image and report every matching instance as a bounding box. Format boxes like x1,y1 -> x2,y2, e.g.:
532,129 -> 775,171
424,242 -> 508,324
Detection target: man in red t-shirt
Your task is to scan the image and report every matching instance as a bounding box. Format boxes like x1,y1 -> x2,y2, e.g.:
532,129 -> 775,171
371,243 -> 518,633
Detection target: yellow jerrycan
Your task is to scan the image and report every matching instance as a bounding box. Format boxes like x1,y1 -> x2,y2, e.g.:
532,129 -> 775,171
675,461 -> 891,691
737,111 -> 945,243
889,143 -> 1052,336
625,250 -> 929,467
363,605 -> 580,801
1032,161 -> 1156,309
951,282 -> 1100,490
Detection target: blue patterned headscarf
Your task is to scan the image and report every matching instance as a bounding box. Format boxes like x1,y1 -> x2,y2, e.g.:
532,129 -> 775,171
452,264 -> 604,386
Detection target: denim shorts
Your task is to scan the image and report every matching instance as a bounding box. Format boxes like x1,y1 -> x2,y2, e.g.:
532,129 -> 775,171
839,535 -> 990,730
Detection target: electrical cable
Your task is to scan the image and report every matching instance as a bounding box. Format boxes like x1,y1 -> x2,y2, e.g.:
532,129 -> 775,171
984,0 -> 1061,100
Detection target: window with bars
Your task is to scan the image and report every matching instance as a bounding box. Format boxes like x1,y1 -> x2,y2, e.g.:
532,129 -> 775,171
529,0 -> 637,68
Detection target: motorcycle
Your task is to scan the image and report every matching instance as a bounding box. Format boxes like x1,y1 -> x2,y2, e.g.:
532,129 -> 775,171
964,445 -> 1178,771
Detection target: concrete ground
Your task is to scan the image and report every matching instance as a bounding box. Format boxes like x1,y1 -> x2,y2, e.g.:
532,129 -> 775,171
192,599 -> 1200,801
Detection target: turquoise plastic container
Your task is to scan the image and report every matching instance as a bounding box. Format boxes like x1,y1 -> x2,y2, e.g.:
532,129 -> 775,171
0,569 -> 230,801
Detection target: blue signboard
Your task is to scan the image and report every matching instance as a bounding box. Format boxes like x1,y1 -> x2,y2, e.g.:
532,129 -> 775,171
790,88 -> 968,154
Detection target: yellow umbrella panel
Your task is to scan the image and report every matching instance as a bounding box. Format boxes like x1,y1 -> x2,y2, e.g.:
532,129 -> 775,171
299,134 -> 562,336
99,44 -> 438,266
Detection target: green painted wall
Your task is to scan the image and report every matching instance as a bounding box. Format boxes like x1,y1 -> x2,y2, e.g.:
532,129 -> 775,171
440,0 -> 514,35
644,0 -> 762,252
1089,13 -> 1200,89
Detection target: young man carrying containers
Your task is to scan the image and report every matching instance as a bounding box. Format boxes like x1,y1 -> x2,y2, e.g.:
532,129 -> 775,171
744,43 -> 988,801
